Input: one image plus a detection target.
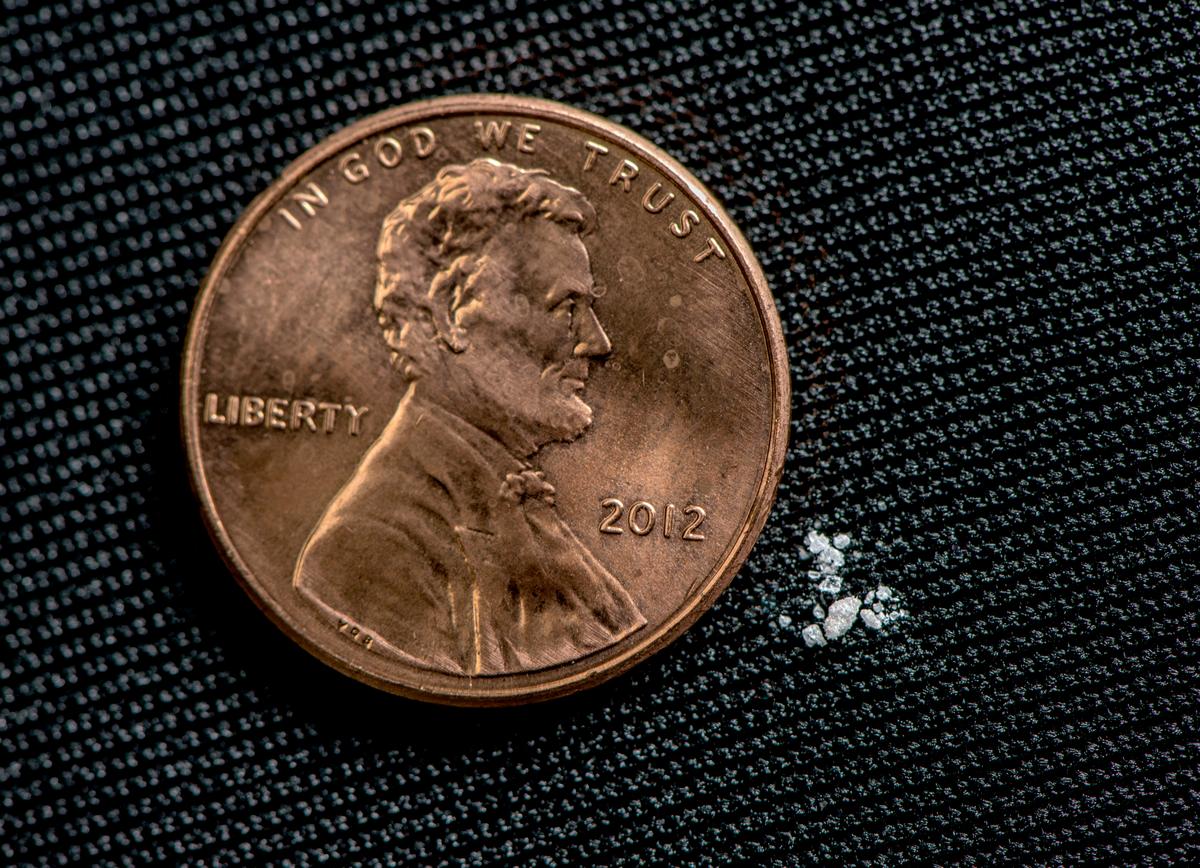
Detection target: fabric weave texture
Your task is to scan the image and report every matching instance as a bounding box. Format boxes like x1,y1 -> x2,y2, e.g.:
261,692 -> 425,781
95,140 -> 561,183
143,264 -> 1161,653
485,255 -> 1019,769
2,0 -> 1199,865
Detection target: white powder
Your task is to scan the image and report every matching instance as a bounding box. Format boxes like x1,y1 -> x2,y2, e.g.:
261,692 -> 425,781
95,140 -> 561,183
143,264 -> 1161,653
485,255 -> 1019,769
817,547 -> 845,571
805,530 -> 830,555
792,529 -> 908,647
823,596 -> 861,640
818,575 -> 843,595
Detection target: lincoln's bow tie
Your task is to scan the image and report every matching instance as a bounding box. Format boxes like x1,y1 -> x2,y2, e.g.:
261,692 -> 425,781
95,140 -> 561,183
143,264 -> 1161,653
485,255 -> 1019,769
499,468 -> 557,506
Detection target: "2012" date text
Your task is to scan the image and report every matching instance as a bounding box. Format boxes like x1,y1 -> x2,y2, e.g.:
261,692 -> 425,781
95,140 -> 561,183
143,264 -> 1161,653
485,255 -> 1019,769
599,498 -> 706,540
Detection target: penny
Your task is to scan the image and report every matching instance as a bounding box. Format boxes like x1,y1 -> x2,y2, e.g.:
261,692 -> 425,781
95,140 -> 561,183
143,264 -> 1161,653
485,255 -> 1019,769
181,94 -> 790,705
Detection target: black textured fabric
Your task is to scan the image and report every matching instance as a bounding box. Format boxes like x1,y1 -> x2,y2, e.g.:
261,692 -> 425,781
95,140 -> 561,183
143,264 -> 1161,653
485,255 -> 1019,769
3,1 -> 1199,864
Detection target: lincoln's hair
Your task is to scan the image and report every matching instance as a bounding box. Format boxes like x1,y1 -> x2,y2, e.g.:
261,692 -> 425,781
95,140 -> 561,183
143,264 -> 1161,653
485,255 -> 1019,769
374,158 -> 596,379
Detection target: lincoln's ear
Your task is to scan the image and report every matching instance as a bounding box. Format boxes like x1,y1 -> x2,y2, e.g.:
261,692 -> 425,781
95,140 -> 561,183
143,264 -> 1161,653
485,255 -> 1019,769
430,305 -> 469,353
379,312 -> 443,380
428,256 -> 485,353
380,321 -> 407,356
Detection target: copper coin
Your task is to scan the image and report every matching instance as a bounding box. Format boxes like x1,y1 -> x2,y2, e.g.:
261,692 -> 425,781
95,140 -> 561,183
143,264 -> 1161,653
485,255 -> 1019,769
181,94 -> 790,705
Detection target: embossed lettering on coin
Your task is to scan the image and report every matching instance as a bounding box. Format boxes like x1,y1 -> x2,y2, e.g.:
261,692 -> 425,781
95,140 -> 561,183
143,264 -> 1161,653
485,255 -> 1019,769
182,95 -> 790,705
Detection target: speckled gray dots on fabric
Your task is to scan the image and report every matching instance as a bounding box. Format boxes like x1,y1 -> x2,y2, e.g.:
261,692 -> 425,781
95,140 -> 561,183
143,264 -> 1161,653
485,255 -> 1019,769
3,1 -> 1200,866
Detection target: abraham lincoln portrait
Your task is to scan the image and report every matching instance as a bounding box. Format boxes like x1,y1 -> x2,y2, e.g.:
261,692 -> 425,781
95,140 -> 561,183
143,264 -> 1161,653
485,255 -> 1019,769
293,158 -> 645,676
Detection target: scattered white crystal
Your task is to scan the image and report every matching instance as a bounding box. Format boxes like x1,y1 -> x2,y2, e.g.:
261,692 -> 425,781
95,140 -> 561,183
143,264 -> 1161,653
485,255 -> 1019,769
805,530 -> 830,554
823,596 -> 861,640
818,575 -> 843,595
778,613 -> 793,627
802,623 -> 827,647
817,547 -> 845,571
794,528 -> 907,647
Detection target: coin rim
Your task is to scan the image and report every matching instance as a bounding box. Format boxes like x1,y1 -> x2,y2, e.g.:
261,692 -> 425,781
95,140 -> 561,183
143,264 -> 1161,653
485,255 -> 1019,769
181,94 -> 791,706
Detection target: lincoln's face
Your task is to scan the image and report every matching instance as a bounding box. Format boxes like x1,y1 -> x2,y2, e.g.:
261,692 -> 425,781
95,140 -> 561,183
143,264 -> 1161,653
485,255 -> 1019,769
451,218 -> 612,454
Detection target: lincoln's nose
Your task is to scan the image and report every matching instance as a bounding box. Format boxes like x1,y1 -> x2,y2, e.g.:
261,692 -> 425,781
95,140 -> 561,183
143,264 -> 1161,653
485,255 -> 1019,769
574,306 -> 613,359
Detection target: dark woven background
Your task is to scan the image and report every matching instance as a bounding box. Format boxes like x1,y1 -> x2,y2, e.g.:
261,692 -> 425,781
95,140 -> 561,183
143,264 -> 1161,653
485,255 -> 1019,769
3,0 -> 1199,864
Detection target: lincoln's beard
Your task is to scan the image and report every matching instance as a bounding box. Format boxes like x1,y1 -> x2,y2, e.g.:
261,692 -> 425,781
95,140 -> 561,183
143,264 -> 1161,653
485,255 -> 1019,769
538,378 -> 593,443
525,355 -> 592,439
503,366 -> 593,453
454,354 -> 595,457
